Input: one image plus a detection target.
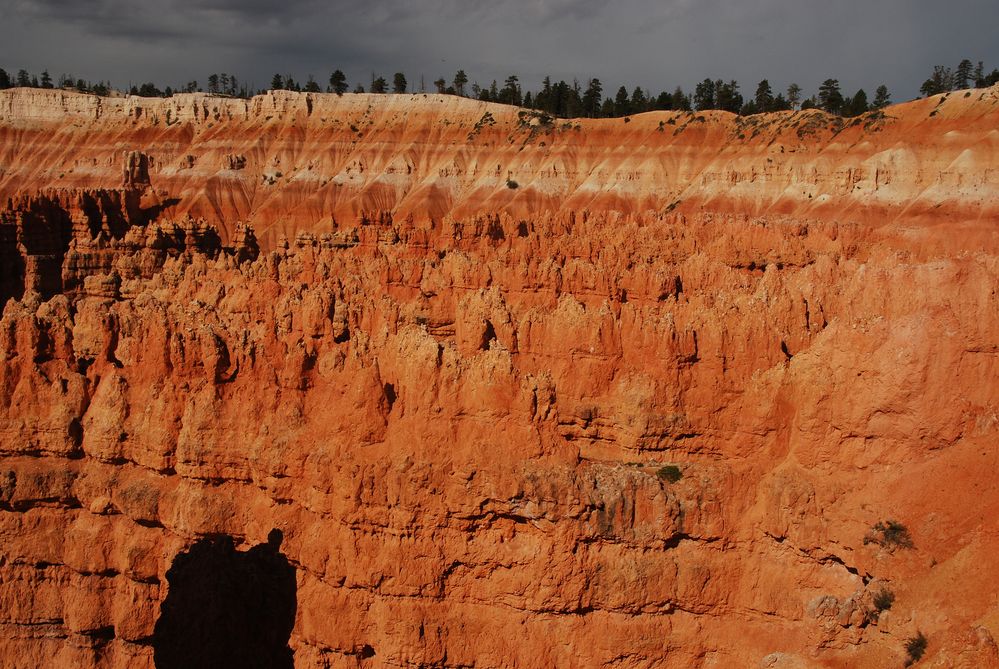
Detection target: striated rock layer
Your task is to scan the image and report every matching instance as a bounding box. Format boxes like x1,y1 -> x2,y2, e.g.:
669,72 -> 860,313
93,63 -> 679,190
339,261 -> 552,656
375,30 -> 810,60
2,86 -> 999,248
0,89 -> 998,668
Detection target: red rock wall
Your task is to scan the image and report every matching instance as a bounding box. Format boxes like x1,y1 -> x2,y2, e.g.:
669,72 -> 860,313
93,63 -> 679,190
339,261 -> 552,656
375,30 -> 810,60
2,87 -> 998,249
1,89 -> 998,668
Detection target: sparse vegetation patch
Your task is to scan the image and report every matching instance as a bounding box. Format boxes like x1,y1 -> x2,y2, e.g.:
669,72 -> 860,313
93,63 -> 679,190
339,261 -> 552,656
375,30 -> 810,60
864,520 -> 914,550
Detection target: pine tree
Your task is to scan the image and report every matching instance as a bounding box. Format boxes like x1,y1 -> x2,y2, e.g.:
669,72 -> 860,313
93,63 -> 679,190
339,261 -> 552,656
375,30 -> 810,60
786,83 -> 802,110
631,86 -> 648,112
304,76 -> 321,93
716,80 -> 742,113
818,79 -> 844,114
329,70 -> 348,95
582,78 -> 602,117
872,85 -> 890,109
671,87 -> 691,111
371,76 -> 387,94
499,75 -> 521,106
754,79 -> 774,112
40,70 -> 53,89
614,86 -> 630,115
954,59 -> 973,90
0,68 -> 10,89
433,77 -> 446,94
534,76 -> 552,113
974,61 -> 985,87
453,70 -> 468,96
845,89 -> 868,116
919,66 -> 952,97
270,74 -> 284,90
693,78 -> 715,110
653,90 -> 673,111
565,81 -> 583,118
393,72 -> 407,94
208,74 -> 220,94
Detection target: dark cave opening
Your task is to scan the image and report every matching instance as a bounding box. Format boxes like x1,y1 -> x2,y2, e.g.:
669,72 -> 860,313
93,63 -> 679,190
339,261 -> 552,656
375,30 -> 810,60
152,529 -> 297,669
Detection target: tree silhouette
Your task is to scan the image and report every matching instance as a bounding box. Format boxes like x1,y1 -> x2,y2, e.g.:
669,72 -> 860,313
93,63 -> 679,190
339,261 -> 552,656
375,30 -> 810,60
137,82 -> 162,97
920,66 -> 952,97
329,70 -> 348,95
304,76 -> 321,92
582,78 -> 602,117
872,85 -> 890,109
40,70 -> 53,89
955,59 -> 973,89
845,89 -> 868,116
786,83 -> 802,109
433,77 -> 446,94
754,79 -> 774,112
499,75 -> 521,106
0,68 -> 10,89
693,78 -> 715,110
614,85 -> 630,115
715,80 -> 742,113
631,86 -> 648,113
974,61 -> 986,87
371,76 -> 387,93
818,79 -> 844,113
453,70 -> 468,96
671,86 -> 691,111
393,72 -> 407,94
653,90 -> 673,111
270,74 -> 284,90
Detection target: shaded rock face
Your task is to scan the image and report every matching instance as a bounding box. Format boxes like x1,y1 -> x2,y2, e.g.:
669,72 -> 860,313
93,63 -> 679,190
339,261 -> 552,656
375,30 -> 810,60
153,530 -> 295,669
0,91 -> 998,669
0,183 -> 154,301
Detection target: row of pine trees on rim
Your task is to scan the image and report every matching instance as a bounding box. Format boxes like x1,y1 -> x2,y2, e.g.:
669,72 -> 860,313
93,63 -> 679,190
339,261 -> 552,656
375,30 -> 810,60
3,59 -> 998,120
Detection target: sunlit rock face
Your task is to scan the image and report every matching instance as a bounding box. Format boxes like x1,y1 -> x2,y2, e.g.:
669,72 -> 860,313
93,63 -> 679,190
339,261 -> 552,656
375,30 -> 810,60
0,87 -> 998,668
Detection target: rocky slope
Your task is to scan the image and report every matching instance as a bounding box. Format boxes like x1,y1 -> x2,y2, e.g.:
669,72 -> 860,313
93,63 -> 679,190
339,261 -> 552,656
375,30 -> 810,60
0,88 -> 998,668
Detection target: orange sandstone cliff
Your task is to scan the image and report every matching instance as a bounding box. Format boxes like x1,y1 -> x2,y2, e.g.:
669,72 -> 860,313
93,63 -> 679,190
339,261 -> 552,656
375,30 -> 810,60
0,87 -> 998,668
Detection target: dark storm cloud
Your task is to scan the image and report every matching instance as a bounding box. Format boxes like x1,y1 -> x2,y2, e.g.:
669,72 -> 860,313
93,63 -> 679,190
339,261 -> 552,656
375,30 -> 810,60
4,0 -> 999,99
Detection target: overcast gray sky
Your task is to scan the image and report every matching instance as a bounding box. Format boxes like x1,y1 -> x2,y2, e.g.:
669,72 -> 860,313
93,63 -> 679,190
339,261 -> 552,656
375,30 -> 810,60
3,0 -> 998,100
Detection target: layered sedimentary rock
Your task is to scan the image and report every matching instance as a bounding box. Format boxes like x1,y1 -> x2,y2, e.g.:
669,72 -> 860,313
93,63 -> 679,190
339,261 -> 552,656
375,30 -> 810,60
2,86 -> 998,248
0,88 -> 998,668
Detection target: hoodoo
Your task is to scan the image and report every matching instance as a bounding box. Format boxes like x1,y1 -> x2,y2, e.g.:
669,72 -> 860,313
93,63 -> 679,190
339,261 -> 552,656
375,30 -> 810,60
1,86 -> 998,668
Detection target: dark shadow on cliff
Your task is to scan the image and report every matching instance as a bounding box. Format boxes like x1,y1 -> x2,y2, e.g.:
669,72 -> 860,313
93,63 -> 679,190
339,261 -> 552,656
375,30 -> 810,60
153,529 -> 296,669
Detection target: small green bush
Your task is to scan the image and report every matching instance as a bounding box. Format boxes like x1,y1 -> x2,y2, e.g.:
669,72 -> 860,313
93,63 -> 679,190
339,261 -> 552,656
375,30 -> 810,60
864,520 -> 914,550
904,631 -> 927,666
656,465 -> 682,483
872,587 -> 894,612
